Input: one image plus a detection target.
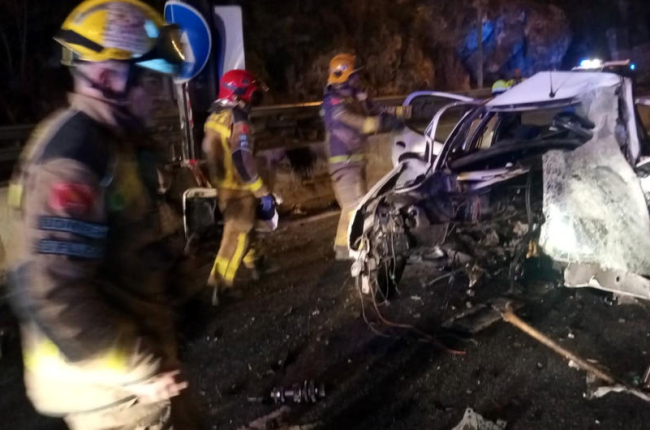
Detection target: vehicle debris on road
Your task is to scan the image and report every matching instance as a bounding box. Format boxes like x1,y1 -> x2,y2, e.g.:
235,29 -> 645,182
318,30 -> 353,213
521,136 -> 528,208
451,408 -> 506,430
236,406 -> 290,430
270,380 -> 326,404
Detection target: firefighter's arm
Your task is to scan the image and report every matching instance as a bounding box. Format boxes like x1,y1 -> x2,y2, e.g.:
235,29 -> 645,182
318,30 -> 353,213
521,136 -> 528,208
356,92 -> 383,116
332,103 -> 405,134
377,105 -> 412,119
356,92 -> 412,119
20,159 -> 160,385
231,120 -> 270,198
331,102 -> 381,134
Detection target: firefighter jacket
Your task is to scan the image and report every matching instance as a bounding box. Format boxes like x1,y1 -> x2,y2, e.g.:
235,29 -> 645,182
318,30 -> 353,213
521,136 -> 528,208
202,104 -> 269,198
322,86 -> 408,165
7,93 -> 177,415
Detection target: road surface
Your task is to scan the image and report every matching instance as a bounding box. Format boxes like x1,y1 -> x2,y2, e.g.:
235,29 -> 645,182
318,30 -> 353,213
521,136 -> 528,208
3,212 -> 650,429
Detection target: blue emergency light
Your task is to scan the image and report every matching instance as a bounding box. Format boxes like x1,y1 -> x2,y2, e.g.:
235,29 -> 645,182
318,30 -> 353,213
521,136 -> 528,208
579,58 -> 603,69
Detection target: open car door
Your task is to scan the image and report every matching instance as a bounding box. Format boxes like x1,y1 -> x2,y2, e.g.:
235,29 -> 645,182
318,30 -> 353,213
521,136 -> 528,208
391,92 -> 481,167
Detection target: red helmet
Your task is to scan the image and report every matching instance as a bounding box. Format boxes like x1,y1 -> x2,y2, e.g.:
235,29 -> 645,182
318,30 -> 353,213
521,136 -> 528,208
218,69 -> 263,104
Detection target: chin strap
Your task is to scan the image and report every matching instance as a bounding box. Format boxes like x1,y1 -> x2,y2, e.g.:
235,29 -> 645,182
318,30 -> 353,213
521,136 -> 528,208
70,65 -> 141,105
211,98 -> 251,113
328,82 -> 359,98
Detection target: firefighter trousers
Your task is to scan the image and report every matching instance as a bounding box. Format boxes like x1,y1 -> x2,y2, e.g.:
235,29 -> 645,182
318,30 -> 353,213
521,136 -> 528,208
209,189 -> 257,288
330,162 -> 367,250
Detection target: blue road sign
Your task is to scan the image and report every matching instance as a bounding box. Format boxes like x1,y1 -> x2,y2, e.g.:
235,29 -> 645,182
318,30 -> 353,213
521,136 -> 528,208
164,1 -> 212,83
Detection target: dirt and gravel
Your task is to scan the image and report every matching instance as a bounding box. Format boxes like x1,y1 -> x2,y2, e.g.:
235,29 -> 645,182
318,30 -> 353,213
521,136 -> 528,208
3,213 -> 650,430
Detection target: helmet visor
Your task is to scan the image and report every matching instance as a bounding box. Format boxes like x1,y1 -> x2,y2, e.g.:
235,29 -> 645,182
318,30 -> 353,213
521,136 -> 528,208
135,24 -> 186,76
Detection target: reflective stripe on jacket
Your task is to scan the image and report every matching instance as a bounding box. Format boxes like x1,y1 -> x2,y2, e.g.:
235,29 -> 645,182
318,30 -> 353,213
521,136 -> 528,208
203,106 -> 268,197
7,94 -> 173,415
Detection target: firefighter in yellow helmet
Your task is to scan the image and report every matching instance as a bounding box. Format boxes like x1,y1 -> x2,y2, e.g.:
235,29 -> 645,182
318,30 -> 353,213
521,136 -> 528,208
323,53 -> 411,260
6,1 -> 199,429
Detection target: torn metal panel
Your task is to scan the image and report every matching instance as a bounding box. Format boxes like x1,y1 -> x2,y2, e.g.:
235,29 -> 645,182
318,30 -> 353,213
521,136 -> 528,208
564,263 -> 650,300
575,79 -> 619,143
486,71 -> 620,111
623,78 -> 641,162
395,159 -> 429,189
588,384 -> 650,403
539,82 -> 650,281
457,167 -> 530,191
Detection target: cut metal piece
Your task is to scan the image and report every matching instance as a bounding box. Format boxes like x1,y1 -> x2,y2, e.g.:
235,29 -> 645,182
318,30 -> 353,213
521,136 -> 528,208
270,380 -> 326,404
451,408 -> 506,430
457,166 -> 530,191
564,263 -> 650,300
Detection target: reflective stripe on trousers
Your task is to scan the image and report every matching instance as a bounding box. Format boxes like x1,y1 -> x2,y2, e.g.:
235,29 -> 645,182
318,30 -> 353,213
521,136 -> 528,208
209,190 -> 257,286
328,153 -> 365,164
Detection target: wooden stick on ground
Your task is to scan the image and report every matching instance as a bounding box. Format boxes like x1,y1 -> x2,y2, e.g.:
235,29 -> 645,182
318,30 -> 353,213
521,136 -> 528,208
497,303 -> 650,403
500,305 -> 616,383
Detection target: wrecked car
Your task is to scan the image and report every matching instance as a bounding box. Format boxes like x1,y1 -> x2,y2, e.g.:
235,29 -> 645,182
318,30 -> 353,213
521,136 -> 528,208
349,70 -> 650,300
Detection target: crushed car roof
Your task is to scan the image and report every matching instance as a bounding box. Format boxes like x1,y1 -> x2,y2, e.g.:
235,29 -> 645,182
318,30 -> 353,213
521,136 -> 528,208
486,71 -> 621,111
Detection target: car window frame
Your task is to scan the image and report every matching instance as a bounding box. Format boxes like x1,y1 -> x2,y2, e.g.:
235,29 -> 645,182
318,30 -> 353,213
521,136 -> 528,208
404,91 -> 480,135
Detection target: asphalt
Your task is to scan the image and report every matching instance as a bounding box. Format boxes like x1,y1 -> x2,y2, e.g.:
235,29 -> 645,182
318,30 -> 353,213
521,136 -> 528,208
3,214 -> 650,430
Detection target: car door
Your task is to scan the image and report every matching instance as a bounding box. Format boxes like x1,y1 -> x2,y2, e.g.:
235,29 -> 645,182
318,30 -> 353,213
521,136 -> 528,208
391,92 -> 480,167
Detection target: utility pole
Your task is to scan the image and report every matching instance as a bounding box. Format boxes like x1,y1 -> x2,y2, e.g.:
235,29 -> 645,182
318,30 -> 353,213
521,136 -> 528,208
476,0 -> 484,89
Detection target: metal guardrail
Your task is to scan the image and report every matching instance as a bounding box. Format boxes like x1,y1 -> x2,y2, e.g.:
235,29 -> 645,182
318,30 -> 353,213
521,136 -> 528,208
0,124 -> 33,141
250,89 -> 492,118
0,88 -> 493,160
250,95 -> 405,119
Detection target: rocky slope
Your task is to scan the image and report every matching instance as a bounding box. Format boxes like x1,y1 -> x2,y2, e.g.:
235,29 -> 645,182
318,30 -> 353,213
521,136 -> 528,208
230,0 -> 573,102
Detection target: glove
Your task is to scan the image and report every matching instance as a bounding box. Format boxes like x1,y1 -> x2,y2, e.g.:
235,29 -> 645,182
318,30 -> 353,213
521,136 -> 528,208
261,194 -> 275,212
258,194 -> 277,221
394,105 -> 413,119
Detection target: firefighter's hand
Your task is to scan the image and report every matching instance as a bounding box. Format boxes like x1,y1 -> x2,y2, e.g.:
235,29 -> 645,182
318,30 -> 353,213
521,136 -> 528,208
126,370 -> 188,404
355,91 -> 369,102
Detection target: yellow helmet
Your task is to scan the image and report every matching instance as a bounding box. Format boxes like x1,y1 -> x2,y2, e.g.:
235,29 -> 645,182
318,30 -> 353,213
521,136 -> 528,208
55,0 -> 184,73
328,53 -> 363,85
